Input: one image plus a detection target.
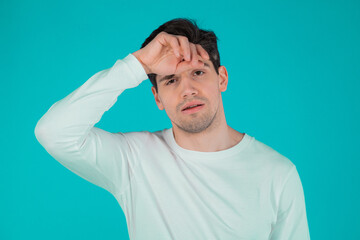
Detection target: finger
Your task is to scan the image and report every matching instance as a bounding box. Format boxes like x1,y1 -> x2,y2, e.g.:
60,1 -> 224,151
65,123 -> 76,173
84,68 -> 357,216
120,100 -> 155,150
190,43 -> 200,67
196,44 -> 210,60
177,36 -> 191,61
163,33 -> 181,58
193,44 -> 207,68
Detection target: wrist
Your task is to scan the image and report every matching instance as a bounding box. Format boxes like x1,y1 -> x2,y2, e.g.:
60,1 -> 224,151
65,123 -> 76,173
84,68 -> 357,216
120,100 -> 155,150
132,51 -> 151,74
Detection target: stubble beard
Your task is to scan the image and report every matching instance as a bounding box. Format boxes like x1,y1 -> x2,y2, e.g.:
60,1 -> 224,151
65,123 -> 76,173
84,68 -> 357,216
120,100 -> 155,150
174,104 -> 219,134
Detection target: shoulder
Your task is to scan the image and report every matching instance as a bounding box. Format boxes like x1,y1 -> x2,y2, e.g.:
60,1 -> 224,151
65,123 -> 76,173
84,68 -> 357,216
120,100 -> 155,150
111,129 -> 171,161
114,128 -> 168,148
246,135 -> 295,176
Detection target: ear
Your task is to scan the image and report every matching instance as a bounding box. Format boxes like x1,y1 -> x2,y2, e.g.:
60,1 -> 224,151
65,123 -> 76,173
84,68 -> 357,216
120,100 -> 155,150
151,86 -> 164,110
218,65 -> 228,92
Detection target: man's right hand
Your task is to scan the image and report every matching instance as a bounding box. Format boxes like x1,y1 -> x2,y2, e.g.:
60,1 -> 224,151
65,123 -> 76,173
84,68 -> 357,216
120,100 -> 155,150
132,32 -> 210,76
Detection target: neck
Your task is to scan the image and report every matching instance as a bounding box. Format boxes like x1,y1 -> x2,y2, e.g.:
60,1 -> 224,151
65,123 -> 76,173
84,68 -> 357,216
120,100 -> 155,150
171,109 -> 244,152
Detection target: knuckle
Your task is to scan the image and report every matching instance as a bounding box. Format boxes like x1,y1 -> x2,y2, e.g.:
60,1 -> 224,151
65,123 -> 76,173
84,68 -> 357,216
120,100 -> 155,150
157,31 -> 166,38
178,35 -> 188,41
168,36 -> 177,44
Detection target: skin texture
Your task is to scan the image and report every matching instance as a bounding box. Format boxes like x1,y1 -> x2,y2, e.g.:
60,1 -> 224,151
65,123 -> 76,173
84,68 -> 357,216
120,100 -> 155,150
133,32 -> 244,152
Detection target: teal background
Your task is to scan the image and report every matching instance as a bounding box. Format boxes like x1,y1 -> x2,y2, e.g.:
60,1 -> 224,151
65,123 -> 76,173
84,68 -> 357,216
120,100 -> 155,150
1,0 -> 359,239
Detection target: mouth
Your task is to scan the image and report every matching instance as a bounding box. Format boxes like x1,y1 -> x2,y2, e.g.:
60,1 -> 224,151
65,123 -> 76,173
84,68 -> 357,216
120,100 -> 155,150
181,104 -> 205,114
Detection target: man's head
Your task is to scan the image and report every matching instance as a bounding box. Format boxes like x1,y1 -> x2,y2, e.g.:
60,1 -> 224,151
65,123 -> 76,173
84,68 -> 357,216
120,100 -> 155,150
141,18 -> 228,134
140,18 -> 221,92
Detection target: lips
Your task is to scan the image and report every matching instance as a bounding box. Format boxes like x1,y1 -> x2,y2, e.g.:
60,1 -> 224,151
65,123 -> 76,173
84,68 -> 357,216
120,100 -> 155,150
182,104 -> 205,114
181,101 -> 205,111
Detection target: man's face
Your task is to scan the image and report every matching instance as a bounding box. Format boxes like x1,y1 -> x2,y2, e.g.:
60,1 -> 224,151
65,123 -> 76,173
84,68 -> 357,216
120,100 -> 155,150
151,59 -> 228,133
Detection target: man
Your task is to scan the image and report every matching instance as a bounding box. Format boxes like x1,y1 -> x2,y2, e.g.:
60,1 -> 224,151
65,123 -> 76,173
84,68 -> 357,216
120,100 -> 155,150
34,18 -> 310,239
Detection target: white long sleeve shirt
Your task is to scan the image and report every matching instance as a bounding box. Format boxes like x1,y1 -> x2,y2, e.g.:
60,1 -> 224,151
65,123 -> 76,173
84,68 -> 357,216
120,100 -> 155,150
34,53 -> 310,240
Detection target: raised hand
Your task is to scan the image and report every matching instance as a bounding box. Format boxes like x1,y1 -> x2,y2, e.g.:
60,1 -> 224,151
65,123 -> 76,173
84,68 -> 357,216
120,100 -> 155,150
132,31 -> 210,76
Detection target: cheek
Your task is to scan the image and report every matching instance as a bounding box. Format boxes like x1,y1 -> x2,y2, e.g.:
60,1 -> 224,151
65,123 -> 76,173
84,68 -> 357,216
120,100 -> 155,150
160,96 -> 177,112
208,90 -> 221,109
206,86 -> 220,99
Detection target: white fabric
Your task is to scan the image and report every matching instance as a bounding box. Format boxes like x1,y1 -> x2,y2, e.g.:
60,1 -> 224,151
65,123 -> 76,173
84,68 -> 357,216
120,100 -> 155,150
35,53 -> 310,240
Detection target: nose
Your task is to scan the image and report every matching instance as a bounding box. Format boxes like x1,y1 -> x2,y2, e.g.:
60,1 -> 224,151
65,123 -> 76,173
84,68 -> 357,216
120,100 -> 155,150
180,75 -> 198,98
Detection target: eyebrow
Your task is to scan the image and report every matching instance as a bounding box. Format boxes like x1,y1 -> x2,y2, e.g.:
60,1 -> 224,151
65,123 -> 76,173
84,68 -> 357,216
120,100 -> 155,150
158,62 -> 211,83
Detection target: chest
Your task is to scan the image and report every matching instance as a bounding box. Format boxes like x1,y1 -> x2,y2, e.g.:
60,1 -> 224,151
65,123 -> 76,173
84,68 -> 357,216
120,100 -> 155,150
128,151 -> 276,239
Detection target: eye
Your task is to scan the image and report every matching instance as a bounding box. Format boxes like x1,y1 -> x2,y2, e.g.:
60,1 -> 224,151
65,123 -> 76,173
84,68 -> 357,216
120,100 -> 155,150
194,70 -> 205,76
165,79 -> 176,85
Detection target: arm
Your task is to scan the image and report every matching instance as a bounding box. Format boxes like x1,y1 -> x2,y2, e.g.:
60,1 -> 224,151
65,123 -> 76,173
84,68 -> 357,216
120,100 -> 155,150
34,32 -> 210,197
269,166 -> 311,240
34,53 -> 148,196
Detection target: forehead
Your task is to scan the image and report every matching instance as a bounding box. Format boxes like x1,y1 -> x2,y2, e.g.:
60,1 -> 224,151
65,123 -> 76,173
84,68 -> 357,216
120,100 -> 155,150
156,61 -> 213,84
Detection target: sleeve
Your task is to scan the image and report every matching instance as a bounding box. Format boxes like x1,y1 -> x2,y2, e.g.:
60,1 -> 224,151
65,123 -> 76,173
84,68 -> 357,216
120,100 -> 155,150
269,166 -> 311,240
34,53 -> 148,196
